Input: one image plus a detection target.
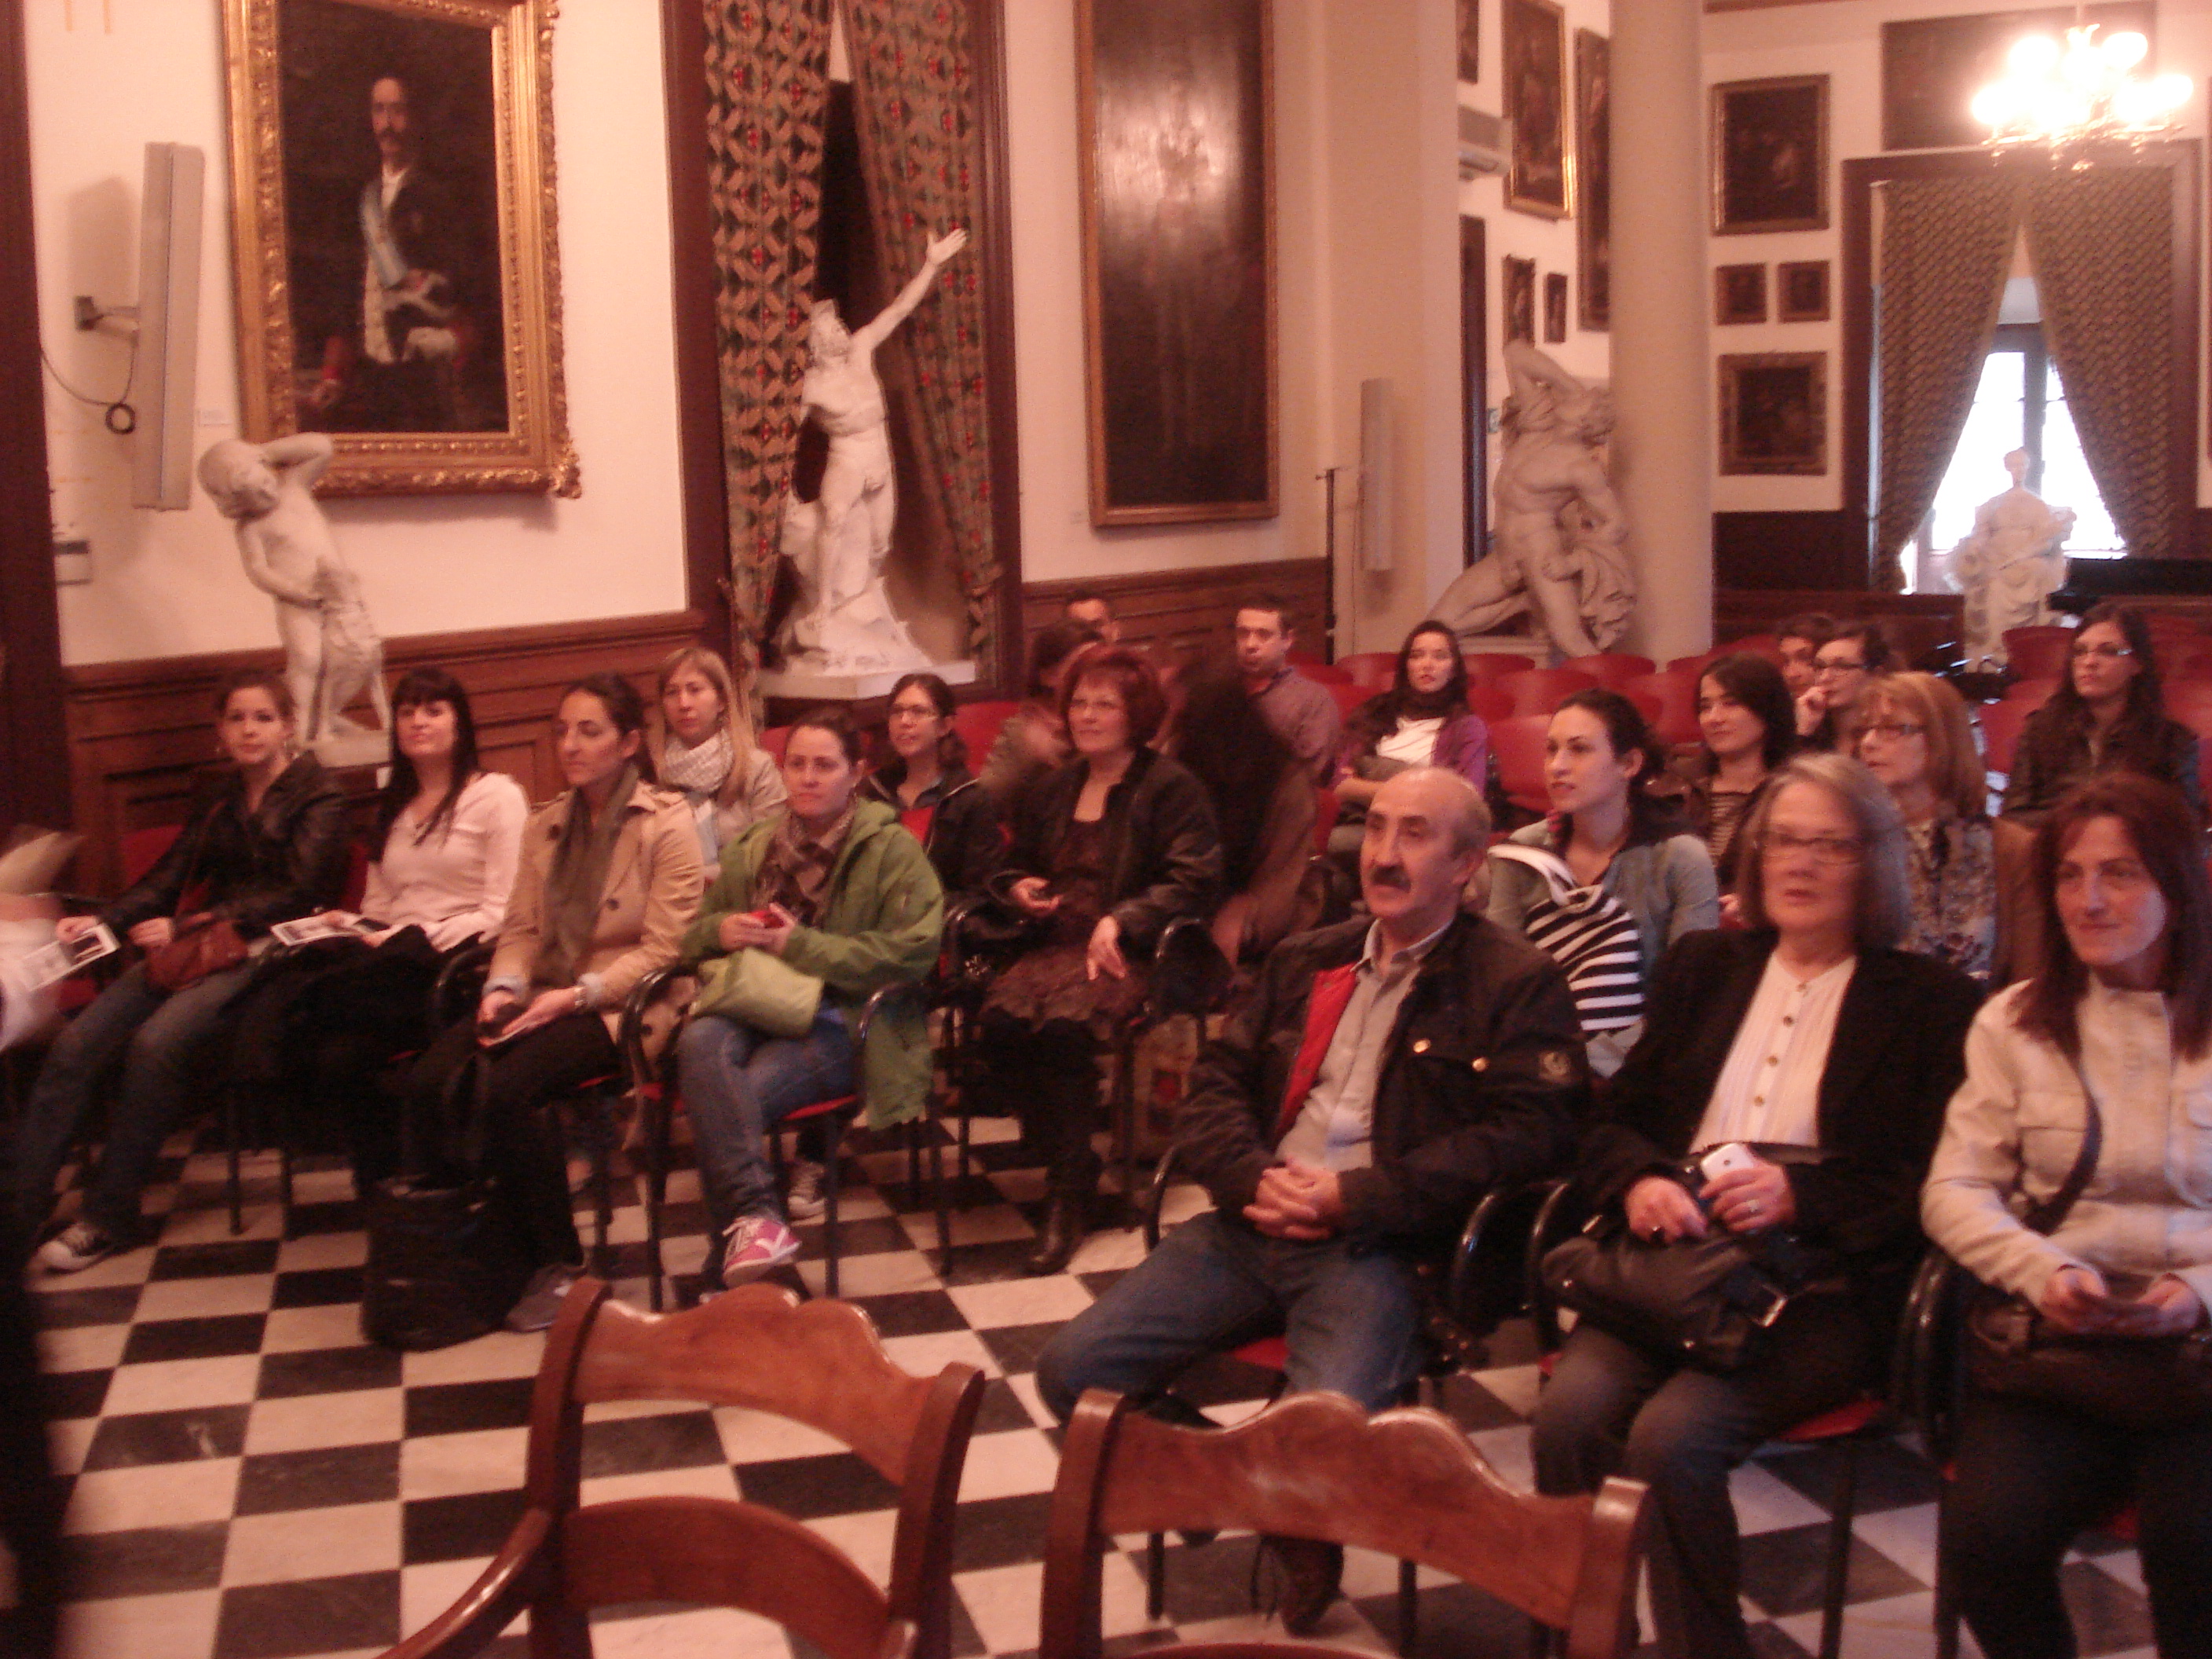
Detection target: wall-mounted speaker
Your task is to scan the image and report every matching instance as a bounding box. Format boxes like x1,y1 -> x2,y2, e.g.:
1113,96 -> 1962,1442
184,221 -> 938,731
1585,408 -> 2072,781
130,141 -> 206,511
1358,377 -> 1393,573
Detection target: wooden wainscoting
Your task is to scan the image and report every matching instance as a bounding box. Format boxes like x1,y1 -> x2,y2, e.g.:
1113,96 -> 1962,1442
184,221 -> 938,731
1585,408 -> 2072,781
62,610 -> 706,897
1714,590 -> 1964,671
1021,558 -> 1330,668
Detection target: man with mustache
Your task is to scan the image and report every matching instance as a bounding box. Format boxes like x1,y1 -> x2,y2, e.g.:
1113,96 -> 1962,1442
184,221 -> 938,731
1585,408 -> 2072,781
1035,767 -> 1587,1632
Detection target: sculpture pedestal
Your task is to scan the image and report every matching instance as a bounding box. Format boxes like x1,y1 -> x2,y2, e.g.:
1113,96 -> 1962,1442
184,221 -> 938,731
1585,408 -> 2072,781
313,730 -> 389,770
1456,632 -> 1554,666
758,660 -> 977,703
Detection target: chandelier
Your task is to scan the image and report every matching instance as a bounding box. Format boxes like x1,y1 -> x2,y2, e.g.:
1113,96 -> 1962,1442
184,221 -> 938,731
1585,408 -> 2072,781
1970,19 -> 2189,152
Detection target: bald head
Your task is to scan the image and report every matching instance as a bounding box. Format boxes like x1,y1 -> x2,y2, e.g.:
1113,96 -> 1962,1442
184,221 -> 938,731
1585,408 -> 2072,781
1361,767 -> 1489,939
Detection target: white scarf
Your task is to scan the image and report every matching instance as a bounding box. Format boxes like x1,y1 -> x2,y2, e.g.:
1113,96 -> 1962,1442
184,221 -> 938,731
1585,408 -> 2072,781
661,727 -> 735,799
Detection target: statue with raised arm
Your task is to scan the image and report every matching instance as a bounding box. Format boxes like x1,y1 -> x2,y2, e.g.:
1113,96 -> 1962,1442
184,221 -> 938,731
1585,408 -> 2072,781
776,229 -> 969,676
1431,339 -> 1633,660
1946,449 -> 2075,672
197,432 -> 391,762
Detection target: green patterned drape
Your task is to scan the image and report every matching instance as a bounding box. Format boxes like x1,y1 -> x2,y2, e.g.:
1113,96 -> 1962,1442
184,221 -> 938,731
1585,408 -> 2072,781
1874,176 -> 2020,593
2023,168 -> 2177,558
840,0 -> 1000,672
702,0 -> 833,661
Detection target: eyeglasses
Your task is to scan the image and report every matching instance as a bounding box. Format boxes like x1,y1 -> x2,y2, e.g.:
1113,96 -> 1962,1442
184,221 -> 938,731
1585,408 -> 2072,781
1813,658 -> 1866,676
888,703 -> 939,721
2070,643 -> 2134,661
1759,829 -> 1866,866
1859,721 -> 1925,742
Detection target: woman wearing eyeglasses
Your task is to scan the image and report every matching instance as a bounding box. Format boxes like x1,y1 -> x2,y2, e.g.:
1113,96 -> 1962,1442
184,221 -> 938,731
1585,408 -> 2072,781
1855,672 -> 1995,982
2002,604 -> 2203,825
1793,620 -> 1892,752
1532,753 -> 1982,1659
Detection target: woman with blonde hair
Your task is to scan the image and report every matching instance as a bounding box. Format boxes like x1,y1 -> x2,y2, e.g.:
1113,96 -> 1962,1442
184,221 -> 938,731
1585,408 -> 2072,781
651,645 -> 786,862
1854,672 -> 1996,981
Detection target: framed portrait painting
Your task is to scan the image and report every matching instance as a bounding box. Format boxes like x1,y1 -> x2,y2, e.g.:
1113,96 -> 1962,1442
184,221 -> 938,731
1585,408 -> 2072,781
222,0 -> 576,495
1719,352 -> 1827,477
1078,0 -> 1276,526
1573,27 -> 1609,331
1711,75 -> 1828,236
1714,264 -> 1766,327
1457,0 -> 1478,84
1777,259 -> 1830,323
1503,256 -> 1536,345
1503,0 -> 1569,219
1542,273 -> 1568,343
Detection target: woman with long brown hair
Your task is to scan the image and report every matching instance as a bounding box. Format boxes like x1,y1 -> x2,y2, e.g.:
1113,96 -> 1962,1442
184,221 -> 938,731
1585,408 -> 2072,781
2001,603 -> 2203,823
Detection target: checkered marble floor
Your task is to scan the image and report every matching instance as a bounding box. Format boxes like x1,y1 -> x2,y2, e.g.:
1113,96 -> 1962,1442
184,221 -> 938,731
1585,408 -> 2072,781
27,1117 -> 2162,1659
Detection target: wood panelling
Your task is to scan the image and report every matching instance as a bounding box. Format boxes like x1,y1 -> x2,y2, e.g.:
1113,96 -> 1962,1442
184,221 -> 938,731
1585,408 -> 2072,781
63,610 -> 705,896
1714,511 -> 1868,591
1716,589 -> 1964,670
1021,558 -> 1330,670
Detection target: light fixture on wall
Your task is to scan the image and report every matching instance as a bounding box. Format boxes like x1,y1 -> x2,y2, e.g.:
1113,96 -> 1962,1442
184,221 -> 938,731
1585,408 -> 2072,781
1971,13 -> 2189,156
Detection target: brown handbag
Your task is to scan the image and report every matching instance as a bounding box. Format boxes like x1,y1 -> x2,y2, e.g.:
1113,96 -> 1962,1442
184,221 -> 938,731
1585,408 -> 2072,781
144,917 -> 251,991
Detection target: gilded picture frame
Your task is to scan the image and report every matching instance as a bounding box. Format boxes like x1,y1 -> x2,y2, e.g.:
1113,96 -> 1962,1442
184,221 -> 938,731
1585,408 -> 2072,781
1573,27 -> 1609,330
222,0 -> 578,496
1719,351 -> 1827,477
1714,263 -> 1767,327
1503,0 -> 1570,220
1711,75 -> 1829,236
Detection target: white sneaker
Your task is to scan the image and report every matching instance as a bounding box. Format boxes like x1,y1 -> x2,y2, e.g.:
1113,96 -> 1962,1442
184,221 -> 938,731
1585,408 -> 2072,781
720,1215 -> 801,1287
786,1159 -> 828,1221
36,1220 -> 122,1274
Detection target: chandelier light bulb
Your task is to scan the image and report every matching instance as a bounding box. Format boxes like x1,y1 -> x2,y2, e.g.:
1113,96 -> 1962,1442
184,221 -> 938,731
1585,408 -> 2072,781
2152,73 -> 2192,112
2009,35 -> 2061,77
1971,83 -> 2021,128
2102,31 -> 2148,71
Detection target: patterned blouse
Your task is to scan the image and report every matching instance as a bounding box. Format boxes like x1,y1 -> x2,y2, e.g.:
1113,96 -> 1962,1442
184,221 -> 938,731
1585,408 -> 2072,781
1901,815 -> 1995,983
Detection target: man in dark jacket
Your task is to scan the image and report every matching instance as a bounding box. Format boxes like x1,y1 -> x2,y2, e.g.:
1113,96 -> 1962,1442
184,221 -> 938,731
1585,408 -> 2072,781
1034,767 -> 1586,1626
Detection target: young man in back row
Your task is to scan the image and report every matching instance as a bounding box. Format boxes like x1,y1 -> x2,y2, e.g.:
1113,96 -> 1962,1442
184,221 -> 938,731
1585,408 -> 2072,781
1233,592 -> 1340,785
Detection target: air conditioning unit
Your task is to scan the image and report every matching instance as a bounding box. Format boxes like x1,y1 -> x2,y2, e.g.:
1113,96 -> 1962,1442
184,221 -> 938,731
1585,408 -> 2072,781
1458,107 -> 1507,180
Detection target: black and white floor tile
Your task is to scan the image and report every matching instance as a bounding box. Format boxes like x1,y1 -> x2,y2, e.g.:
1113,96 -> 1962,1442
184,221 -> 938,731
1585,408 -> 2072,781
27,1119 -> 2159,1659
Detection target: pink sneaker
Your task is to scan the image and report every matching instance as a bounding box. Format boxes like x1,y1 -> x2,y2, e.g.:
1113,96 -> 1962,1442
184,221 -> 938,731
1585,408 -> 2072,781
720,1215 -> 800,1286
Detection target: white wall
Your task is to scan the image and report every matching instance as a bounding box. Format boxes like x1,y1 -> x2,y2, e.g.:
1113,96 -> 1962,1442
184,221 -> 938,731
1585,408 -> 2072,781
1704,0 -> 2212,515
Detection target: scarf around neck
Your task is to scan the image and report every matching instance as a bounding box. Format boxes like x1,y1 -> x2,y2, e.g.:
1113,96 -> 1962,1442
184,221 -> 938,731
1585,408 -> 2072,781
661,727 -> 734,799
537,763 -> 640,989
756,802 -> 855,927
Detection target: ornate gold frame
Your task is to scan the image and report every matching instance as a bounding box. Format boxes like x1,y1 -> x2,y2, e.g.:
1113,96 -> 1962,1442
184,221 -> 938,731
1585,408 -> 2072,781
222,0 -> 577,496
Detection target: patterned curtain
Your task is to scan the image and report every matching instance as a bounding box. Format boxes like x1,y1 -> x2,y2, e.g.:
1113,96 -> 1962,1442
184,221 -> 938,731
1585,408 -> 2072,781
840,0 -> 999,671
2023,168 -> 2177,558
702,0 -> 834,663
1874,176 -> 2020,592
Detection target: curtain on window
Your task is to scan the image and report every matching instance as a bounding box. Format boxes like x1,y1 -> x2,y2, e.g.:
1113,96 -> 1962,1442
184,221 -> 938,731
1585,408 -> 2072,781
841,0 -> 1001,672
703,0 -> 834,656
2023,167 -> 2177,558
1874,176 -> 2020,592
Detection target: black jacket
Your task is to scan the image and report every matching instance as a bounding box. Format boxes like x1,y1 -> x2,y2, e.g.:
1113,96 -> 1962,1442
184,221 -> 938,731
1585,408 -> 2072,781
104,756 -> 350,937
1002,747 -> 1221,953
862,762 -> 1003,904
1178,913 -> 1588,1251
2001,698 -> 2204,822
1578,928 -> 1982,1319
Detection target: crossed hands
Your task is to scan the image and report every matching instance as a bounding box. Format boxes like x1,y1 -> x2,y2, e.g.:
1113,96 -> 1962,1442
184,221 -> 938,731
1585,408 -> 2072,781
1624,1157 -> 1797,1243
2038,1265 -> 2206,1339
1243,1158 -> 1345,1241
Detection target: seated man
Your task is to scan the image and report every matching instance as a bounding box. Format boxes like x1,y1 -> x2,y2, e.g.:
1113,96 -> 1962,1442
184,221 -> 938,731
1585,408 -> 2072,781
1035,766 -> 1588,1630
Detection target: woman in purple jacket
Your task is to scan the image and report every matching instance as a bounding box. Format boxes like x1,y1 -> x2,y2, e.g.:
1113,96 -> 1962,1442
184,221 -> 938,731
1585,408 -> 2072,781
1328,621 -> 1491,856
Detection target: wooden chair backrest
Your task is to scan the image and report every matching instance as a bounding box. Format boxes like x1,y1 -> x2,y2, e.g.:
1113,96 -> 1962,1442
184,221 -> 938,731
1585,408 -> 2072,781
1039,1391 -> 1645,1659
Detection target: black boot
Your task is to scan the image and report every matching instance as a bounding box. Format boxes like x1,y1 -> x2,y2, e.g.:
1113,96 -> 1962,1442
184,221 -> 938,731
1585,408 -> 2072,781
1026,1189 -> 1086,1275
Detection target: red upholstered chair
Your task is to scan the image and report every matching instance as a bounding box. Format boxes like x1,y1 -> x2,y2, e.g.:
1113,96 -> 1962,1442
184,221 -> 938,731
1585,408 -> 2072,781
2161,638 -> 2212,683
2163,681 -> 2212,740
1500,667 -> 1600,717
1324,679 -> 1372,723
1560,652 -> 1657,687
1713,633 -> 1784,664
1623,670 -> 1702,750
1466,683 -> 1514,724
2002,676 -> 2060,709
760,724 -> 791,763
1666,650 -> 1719,678
1463,650 -> 1537,683
2001,625 -> 2075,682
1489,716 -> 1553,817
1976,699 -> 2035,778
947,700 -> 1018,768
1335,651 -> 1400,691
1289,652 -> 1352,685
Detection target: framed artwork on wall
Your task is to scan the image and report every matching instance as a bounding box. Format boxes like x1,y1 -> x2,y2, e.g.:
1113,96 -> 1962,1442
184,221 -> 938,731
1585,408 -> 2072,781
1881,5 -> 2153,152
1777,259 -> 1831,323
1573,27 -> 1609,331
1543,273 -> 1569,342
1714,263 -> 1767,326
1502,0 -> 1569,219
1719,352 -> 1827,476
1457,0 -> 1478,83
1077,0 -> 1276,526
1503,255 -> 1536,344
221,0 -> 577,496
1711,75 -> 1828,236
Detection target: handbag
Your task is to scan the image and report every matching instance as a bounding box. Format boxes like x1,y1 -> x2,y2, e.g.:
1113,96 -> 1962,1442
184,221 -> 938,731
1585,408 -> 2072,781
693,945 -> 825,1038
1963,1071 -> 2212,1432
1541,1152 -> 1845,1372
144,917 -> 250,991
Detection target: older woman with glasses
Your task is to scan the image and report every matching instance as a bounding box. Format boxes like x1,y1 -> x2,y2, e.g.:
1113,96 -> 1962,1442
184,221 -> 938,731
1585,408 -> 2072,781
2002,603 -> 2203,825
1533,753 -> 1982,1659
1855,672 -> 1996,981
1793,620 -> 1892,752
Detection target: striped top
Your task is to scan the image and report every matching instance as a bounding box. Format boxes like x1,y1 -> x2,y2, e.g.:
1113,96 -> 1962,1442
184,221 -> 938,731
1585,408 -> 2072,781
1486,844 -> 1645,1037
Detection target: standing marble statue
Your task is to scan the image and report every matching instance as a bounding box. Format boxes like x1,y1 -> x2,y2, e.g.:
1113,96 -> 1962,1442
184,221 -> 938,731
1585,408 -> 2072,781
1946,449 -> 2074,672
1432,339 -> 1633,660
777,228 -> 969,676
198,432 -> 390,764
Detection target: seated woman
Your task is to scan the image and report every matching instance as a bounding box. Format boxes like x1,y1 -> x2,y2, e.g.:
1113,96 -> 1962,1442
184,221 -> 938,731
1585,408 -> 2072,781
1794,619 -> 1892,752
861,672 -> 1002,910
1924,775 -> 2212,1659
13,668 -> 348,1273
1328,621 -> 1489,858
650,645 -> 785,863
406,673 -> 701,1332
1487,689 -> 1718,1075
978,617 -> 1100,808
226,668 -> 529,1195
2002,602 -> 2203,824
1167,654 -> 1315,968
983,644 -> 1221,1274
678,708 -> 943,1287
1533,753 -> 1983,1659
1678,651 -> 1795,889
1853,672 -> 1995,982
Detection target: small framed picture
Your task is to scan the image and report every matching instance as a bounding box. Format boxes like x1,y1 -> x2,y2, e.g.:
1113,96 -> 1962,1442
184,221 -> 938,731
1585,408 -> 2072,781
1542,273 -> 1569,342
1776,259 -> 1831,323
1457,0 -> 1478,82
1711,75 -> 1829,235
1719,352 -> 1827,476
1503,255 -> 1536,343
1714,263 -> 1767,327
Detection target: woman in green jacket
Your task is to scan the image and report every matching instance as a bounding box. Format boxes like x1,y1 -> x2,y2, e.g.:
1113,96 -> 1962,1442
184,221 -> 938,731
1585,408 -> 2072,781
677,706 -> 943,1289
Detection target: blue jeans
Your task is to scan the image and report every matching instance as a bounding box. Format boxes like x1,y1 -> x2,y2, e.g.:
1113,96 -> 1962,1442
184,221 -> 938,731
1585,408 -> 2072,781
1034,1209 -> 1423,1421
676,1005 -> 854,1237
10,960 -> 260,1244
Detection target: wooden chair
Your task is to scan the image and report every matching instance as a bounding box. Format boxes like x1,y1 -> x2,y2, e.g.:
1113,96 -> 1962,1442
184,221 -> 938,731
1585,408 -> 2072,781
1500,668 -> 1599,718
383,1277 -> 983,1659
1038,1390 -> 1646,1659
